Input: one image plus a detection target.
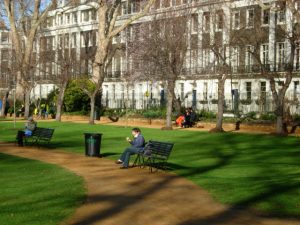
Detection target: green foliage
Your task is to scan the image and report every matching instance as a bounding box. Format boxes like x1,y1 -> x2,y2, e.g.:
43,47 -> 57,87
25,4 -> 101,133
64,80 -> 90,113
197,109 -> 216,120
240,99 -> 252,105
260,112 -> 276,121
46,88 -> 59,105
142,108 -> 166,119
0,153 -> 85,225
292,114 -> 300,122
245,111 -> 257,120
103,108 -> 126,117
75,78 -> 97,94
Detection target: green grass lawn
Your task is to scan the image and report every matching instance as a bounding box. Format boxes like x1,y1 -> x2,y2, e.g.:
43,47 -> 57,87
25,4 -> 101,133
1,121 -> 300,218
0,153 -> 85,225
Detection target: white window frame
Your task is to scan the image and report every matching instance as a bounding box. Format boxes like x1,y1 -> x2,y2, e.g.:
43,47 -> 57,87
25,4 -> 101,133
245,45 -> 254,72
262,9 -> 270,26
232,10 -> 240,30
277,10 -> 286,24
215,11 -> 224,31
261,44 -> 269,65
246,8 -> 254,28
231,46 -> 239,73
203,12 -> 210,33
277,42 -> 286,66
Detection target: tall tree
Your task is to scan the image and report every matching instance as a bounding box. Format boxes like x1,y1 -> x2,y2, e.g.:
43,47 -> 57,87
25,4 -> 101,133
2,0 -> 57,119
72,0 -> 155,124
235,1 -> 300,135
128,10 -> 190,129
204,3 -> 231,132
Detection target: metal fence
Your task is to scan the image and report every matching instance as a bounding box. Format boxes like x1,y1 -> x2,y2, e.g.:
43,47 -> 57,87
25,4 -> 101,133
102,90 -> 300,115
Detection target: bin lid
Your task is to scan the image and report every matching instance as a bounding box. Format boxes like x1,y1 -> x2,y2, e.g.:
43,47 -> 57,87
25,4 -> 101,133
84,133 -> 102,136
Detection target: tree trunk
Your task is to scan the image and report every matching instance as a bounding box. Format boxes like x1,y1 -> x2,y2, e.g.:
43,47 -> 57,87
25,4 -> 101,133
163,80 -> 175,130
1,91 -> 8,117
89,95 -> 96,125
274,99 -> 288,135
276,114 -> 286,135
210,75 -> 227,133
173,96 -> 181,116
24,89 -> 31,119
55,83 -> 67,122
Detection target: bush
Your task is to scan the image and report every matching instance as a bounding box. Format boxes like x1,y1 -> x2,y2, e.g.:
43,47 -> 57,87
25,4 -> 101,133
64,81 -> 90,113
260,112 -> 276,121
197,109 -> 216,120
245,111 -> 257,120
103,108 -> 126,118
142,109 -> 166,119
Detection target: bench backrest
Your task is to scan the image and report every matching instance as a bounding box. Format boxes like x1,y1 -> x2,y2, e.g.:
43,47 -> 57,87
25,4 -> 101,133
147,140 -> 174,159
32,127 -> 54,139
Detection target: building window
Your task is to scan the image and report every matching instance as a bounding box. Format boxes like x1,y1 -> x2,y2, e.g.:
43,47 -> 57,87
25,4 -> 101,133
296,42 -> 300,70
1,32 -> 8,43
216,10 -> 224,31
81,10 -> 89,22
277,42 -> 286,70
245,45 -> 253,72
73,12 -> 78,23
58,14 -> 63,25
203,49 -> 210,68
162,0 -> 171,8
262,9 -> 270,25
203,12 -> 210,33
246,9 -> 254,28
132,0 -> 140,13
294,81 -> 299,100
47,17 -> 54,27
91,9 -> 97,21
64,34 -> 69,48
277,10 -> 285,24
122,1 -> 128,15
297,1 -> 300,10
231,47 -> 239,73
180,83 -> 185,101
232,11 -> 240,30
58,35 -> 63,49
260,81 -> 266,100
246,82 -> 252,100
65,13 -> 70,24
192,14 -> 198,33
261,44 -> 269,65
203,82 -> 208,100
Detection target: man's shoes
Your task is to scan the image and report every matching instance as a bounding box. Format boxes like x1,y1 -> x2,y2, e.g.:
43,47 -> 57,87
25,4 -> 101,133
120,166 -> 128,169
115,160 -> 123,164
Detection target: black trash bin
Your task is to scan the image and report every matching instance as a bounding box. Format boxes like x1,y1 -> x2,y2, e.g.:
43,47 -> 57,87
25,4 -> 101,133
84,133 -> 102,157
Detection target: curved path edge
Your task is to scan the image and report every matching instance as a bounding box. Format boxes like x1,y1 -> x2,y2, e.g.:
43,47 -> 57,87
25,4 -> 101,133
0,143 -> 299,225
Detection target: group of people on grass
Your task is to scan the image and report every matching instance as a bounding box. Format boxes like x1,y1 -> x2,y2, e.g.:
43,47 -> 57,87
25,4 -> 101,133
176,107 -> 197,128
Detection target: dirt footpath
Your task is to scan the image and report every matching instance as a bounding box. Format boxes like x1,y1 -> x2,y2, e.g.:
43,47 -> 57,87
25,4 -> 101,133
0,143 -> 299,225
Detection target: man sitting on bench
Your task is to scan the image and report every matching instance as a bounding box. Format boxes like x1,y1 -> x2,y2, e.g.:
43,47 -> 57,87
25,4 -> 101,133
17,117 -> 37,146
115,127 -> 145,169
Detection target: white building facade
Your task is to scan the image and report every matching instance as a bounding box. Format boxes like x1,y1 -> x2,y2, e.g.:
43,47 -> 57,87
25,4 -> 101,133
1,0 -> 300,114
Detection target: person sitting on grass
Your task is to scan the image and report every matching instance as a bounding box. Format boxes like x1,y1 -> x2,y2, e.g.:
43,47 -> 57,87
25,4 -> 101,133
115,127 -> 145,169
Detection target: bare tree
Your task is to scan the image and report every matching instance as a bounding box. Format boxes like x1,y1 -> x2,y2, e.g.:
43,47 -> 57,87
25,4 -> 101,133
2,0 -> 57,119
235,1 -> 300,135
69,0 -> 155,124
202,3 -> 232,132
128,10 -> 190,129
